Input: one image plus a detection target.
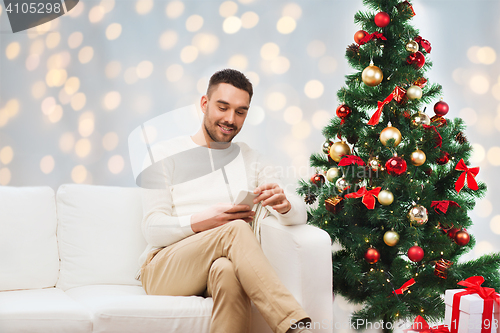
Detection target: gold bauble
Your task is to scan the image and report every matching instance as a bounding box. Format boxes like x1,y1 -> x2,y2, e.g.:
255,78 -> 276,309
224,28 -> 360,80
410,112 -> 431,128
362,64 -> 383,87
329,141 -> 351,162
405,40 -> 419,53
407,85 -> 423,100
410,149 -> 426,166
368,156 -> 381,171
326,167 -> 341,182
378,190 -> 394,206
335,178 -> 349,192
383,230 -> 400,246
408,204 -> 428,225
379,125 -> 402,147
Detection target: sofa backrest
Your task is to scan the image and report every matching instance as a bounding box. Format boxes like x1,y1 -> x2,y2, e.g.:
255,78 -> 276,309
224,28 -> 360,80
56,184 -> 147,291
0,186 -> 59,291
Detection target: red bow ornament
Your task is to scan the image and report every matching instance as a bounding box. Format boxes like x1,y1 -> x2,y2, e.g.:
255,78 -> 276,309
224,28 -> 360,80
407,316 -> 449,333
344,186 -> 381,209
448,276 -> 500,333
393,278 -> 415,295
455,159 -> 479,193
415,36 -> 432,53
338,155 -> 366,167
431,200 -> 461,214
359,31 -> 387,45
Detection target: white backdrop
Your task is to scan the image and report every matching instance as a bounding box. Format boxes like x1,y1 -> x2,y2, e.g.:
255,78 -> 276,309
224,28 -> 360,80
1,0 -> 499,329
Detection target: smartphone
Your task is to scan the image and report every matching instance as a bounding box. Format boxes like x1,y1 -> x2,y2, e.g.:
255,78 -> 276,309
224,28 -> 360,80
233,190 -> 258,209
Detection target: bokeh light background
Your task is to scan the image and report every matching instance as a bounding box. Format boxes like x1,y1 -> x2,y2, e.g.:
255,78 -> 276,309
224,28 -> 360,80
1,0 -> 500,327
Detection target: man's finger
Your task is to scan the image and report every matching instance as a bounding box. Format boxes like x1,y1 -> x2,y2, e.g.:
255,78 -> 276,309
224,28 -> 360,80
226,204 -> 251,213
262,193 -> 286,207
254,183 -> 278,194
254,188 -> 281,204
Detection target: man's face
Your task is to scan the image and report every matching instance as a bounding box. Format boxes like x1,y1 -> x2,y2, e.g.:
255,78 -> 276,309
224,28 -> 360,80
201,83 -> 250,144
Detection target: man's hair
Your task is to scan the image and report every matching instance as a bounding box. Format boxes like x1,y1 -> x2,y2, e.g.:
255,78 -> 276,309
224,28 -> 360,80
206,69 -> 253,102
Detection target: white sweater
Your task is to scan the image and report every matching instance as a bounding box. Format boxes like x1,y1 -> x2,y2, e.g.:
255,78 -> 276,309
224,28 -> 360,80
138,135 -> 307,268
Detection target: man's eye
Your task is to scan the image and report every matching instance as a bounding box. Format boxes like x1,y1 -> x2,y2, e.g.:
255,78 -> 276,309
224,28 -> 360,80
219,107 -> 227,111
236,111 -> 244,115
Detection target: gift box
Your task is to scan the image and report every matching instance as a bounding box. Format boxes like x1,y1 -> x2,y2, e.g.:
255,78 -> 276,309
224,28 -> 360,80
445,285 -> 500,333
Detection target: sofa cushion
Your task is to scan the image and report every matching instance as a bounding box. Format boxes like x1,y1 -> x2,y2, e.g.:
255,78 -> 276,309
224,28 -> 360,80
0,186 -> 59,291
56,184 -> 147,291
65,285 -> 212,333
0,288 -> 92,333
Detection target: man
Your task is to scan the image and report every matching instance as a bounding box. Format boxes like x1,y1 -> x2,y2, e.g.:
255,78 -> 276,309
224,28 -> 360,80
138,69 -> 312,333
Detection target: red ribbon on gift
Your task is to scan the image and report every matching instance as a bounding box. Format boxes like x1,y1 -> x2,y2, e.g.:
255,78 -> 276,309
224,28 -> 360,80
338,155 -> 366,167
344,186 -> 381,209
431,200 -> 461,214
415,36 -> 432,53
367,86 -> 406,125
455,159 -> 479,193
422,124 -> 443,148
393,278 -> 415,295
451,276 -> 500,333
359,31 -> 387,45
409,315 -> 449,333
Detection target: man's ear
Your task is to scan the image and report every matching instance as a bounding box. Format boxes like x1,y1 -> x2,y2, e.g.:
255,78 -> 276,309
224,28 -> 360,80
200,95 -> 208,113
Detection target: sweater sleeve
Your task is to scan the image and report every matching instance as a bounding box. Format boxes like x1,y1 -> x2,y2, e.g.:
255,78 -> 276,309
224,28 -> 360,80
140,158 -> 195,248
255,154 -> 307,226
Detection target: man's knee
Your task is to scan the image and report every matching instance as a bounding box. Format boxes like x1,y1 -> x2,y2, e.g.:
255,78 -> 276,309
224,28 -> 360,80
210,258 -> 236,282
224,219 -> 252,233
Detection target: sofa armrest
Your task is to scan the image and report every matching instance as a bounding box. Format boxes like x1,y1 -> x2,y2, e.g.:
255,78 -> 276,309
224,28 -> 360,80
260,216 -> 333,333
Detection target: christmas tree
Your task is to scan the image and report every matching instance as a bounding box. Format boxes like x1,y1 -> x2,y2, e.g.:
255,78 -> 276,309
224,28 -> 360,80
298,0 -> 500,330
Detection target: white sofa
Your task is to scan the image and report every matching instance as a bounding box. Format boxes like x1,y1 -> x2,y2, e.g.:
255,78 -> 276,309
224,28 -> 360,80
0,184 -> 333,333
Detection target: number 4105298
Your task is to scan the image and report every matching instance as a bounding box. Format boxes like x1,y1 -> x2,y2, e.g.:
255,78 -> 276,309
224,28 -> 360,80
5,2 -> 62,14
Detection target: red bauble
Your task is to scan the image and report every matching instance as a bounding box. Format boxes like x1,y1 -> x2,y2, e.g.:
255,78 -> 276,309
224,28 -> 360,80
364,248 -> 380,264
408,245 -> 424,262
434,101 -> 449,116
447,227 -> 460,239
311,174 -> 325,186
406,51 -> 426,69
436,152 -> 450,165
374,12 -> 390,27
336,104 -> 352,119
354,30 -> 368,44
454,230 -> 470,246
385,156 -> 407,176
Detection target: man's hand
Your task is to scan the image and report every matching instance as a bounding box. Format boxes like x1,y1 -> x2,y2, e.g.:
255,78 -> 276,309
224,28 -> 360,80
191,203 -> 255,233
253,183 -> 291,214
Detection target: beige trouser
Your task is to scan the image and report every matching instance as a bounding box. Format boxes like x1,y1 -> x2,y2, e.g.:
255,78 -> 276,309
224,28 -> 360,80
140,219 -> 310,333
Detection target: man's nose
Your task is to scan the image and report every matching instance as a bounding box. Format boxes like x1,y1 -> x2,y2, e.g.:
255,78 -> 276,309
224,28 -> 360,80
223,110 -> 236,125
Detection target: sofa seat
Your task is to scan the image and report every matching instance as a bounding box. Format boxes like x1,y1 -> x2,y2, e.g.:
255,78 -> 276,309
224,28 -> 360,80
65,285 -> 213,333
0,288 -> 92,333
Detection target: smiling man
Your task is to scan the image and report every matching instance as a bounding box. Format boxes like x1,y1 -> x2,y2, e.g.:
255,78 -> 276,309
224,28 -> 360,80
138,69 -> 312,333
